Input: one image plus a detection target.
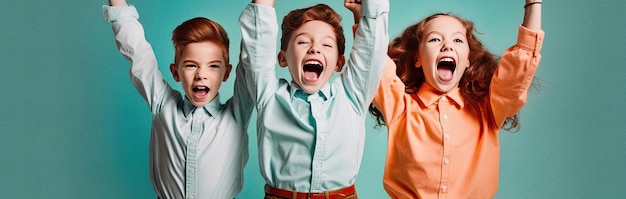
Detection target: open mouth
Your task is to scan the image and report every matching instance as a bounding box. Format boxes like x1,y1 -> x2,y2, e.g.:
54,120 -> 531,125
437,57 -> 456,82
303,61 -> 324,82
192,86 -> 210,98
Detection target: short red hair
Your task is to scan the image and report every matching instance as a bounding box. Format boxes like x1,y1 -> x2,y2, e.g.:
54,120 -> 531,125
171,17 -> 230,66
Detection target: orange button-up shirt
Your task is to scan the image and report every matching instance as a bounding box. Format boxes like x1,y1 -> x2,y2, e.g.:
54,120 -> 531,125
372,26 -> 544,199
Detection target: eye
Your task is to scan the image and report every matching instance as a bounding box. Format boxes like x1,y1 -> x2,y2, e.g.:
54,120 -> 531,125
428,38 -> 441,42
297,40 -> 310,45
185,64 -> 197,68
323,43 -> 333,48
209,64 -> 220,68
454,38 -> 464,43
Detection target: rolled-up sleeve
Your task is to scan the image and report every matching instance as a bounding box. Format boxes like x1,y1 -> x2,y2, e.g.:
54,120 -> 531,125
491,26 -> 545,126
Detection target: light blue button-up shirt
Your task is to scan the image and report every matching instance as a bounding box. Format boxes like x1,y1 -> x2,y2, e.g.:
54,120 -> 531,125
239,1 -> 388,192
104,5 -> 253,199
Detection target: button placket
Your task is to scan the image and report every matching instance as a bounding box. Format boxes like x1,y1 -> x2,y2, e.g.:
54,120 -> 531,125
185,110 -> 204,197
438,95 -> 451,197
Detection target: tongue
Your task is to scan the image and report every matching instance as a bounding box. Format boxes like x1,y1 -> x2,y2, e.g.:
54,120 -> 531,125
194,90 -> 208,98
303,71 -> 319,82
437,67 -> 453,81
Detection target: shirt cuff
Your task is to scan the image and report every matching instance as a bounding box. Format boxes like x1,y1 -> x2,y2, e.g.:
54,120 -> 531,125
517,25 -> 545,56
102,5 -> 139,23
361,0 -> 389,18
247,3 -> 276,19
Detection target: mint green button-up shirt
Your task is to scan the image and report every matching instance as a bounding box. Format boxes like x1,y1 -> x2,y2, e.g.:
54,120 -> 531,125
239,1 -> 388,192
104,5 -> 253,199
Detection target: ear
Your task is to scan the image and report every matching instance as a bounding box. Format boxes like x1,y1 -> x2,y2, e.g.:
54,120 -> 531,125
334,55 -> 346,72
278,50 -> 288,68
414,59 -> 422,68
170,63 -> 180,82
222,64 -> 233,82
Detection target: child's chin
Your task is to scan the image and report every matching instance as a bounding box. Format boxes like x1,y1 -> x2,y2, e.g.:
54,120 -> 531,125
189,97 -> 212,107
299,85 -> 321,94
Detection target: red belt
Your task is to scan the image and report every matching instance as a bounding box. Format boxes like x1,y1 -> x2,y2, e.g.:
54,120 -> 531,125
264,184 -> 356,199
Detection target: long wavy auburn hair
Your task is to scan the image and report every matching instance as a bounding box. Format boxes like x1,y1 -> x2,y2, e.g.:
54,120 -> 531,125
369,13 -> 520,131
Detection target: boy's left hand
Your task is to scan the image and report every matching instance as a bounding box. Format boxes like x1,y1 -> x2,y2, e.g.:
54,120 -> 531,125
344,0 -> 361,24
344,0 -> 361,13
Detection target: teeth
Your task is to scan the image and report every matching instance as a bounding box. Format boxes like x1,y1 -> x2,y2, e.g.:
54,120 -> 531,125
305,61 -> 322,66
440,58 -> 454,63
194,86 -> 208,90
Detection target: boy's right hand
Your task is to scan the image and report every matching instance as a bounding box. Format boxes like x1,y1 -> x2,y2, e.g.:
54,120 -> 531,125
109,0 -> 127,6
344,0 -> 361,24
253,0 -> 274,7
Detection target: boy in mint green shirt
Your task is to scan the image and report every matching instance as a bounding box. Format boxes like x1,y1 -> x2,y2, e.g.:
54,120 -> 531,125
238,0 -> 388,197
103,0 -> 253,198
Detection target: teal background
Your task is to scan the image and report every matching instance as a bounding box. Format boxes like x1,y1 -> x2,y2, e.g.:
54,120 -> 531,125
1,0 -> 625,198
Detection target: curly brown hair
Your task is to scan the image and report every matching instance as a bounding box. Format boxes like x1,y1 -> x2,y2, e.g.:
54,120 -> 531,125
369,13 -> 520,131
280,4 -> 345,56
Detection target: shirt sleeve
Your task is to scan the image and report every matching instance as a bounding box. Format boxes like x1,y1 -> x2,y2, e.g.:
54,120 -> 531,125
490,25 -> 545,127
104,5 -> 171,113
231,64 -> 255,127
238,3 -> 279,108
341,0 -> 389,115
371,56 -> 406,125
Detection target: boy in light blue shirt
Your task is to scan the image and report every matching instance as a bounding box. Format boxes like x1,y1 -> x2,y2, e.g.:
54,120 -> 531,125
239,0 -> 388,197
103,0 -> 253,198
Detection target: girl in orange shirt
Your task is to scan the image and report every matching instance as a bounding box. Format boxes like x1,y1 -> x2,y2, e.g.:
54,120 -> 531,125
356,1 -> 544,198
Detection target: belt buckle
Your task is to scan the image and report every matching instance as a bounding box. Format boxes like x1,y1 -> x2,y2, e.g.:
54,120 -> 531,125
305,192 -> 324,199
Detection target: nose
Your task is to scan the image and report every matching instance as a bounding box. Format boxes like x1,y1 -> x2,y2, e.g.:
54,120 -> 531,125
308,45 -> 320,54
195,68 -> 207,80
441,43 -> 454,52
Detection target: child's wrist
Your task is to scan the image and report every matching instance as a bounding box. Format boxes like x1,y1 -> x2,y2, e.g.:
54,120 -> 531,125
524,1 -> 541,8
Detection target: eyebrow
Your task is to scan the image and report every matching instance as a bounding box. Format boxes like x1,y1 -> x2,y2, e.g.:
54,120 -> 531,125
294,32 -> 337,42
425,31 -> 467,38
182,59 -> 224,65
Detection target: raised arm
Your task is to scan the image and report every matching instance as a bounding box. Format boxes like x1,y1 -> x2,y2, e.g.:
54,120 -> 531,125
522,0 -> 542,30
341,0 -> 389,113
230,0 -> 276,125
238,0 -> 279,105
103,1 -> 167,112
490,0 -> 544,126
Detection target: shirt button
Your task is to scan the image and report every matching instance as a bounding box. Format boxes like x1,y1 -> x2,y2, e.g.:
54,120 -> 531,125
320,134 -> 326,140
444,132 -> 451,140
189,140 -> 196,146
443,114 -> 449,120
189,167 -> 195,173
441,185 -> 448,192
443,158 -> 449,165
441,96 -> 447,101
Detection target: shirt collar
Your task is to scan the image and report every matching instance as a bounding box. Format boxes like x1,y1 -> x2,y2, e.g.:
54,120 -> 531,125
414,83 -> 465,108
289,81 -> 330,101
183,93 -> 222,117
